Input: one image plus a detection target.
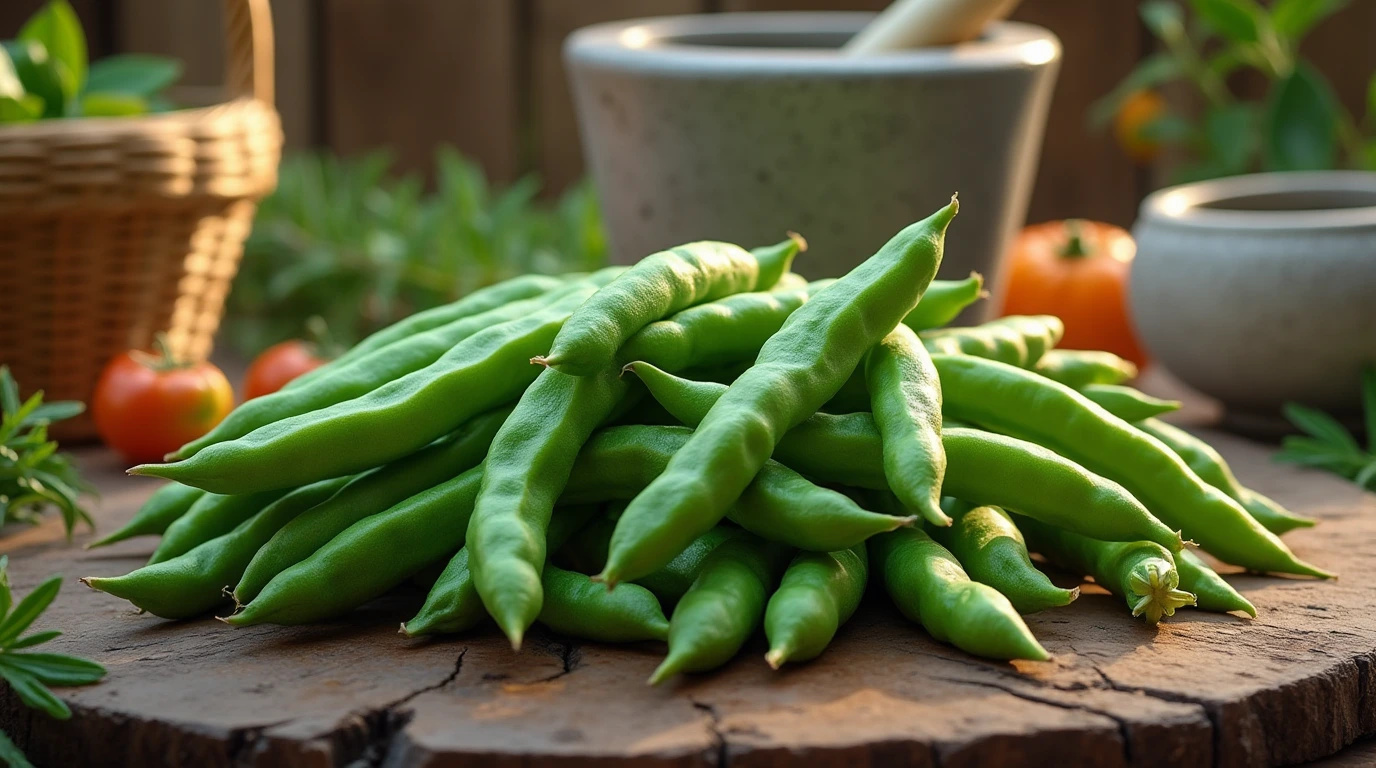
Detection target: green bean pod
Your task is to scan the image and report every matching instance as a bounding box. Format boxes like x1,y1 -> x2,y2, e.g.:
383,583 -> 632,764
1034,349 -> 1137,388
560,424 -> 914,554
869,501 -> 1048,662
1135,418 -> 1313,535
865,323 -> 947,526
173,271 -> 619,460
934,354 -> 1327,577
149,489 -> 288,565
468,368 -> 634,650
403,504 -> 601,638
902,272 -> 985,331
83,477 -> 350,619
134,289 -> 594,494
538,238 -> 800,377
539,565 -> 669,643
626,363 -> 1182,550
918,315 -> 1063,368
1175,548 -> 1257,617
286,272 -> 569,391
559,510 -> 740,605
602,201 -> 956,587
86,482 -> 204,549
764,544 -> 868,668
649,533 -> 793,685
1014,514 -> 1196,625
1078,384 -> 1181,422
233,407 -> 511,604
927,500 -> 1077,615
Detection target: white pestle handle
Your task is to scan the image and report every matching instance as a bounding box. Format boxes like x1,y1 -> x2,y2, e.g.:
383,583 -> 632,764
842,0 -> 1024,53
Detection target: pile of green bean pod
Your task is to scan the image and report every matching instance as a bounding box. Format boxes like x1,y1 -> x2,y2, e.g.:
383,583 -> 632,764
88,202 -> 1325,685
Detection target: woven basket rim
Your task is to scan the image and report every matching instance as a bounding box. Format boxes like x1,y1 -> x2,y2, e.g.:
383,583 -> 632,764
0,97 -> 276,142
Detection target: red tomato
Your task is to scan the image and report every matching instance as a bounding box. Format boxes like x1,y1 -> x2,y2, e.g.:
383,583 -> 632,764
92,341 -> 235,464
243,340 -> 327,401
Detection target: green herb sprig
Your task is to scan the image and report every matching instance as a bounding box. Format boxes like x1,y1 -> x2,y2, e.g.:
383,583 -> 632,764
1275,366 -> 1376,489
0,557 -> 107,768
0,366 -> 94,537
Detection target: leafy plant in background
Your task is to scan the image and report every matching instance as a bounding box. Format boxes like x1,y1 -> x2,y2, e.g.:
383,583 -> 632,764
0,368 -> 92,538
1093,0 -> 1376,182
224,148 -> 608,356
0,557 -> 107,768
0,0 -> 181,123
1276,368 -> 1376,490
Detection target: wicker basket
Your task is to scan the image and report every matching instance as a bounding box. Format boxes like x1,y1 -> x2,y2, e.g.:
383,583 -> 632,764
0,0 -> 281,441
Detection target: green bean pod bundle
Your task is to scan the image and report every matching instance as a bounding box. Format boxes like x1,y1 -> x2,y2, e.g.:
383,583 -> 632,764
87,482 -> 204,549
934,354 -> 1327,577
286,272 -> 569,391
764,544 -> 868,668
865,323 -> 947,526
1014,514 -> 1196,625
869,496 -> 1048,661
150,489 -> 288,565
83,476 -> 351,619
1135,418 -> 1313,535
927,500 -> 1077,615
538,237 -> 801,376
902,273 -> 985,331
539,566 -> 669,643
233,407 -> 511,605
1034,349 -> 1137,388
561,519 -> 738,605
134,288 -> 595,494
625,362 -> 1182,550
1175,548 -> 1256,617
601,200 -> 957,587
650,533 -> 793,685
1078,385 -> 1181,422
919,315 -> 1063,368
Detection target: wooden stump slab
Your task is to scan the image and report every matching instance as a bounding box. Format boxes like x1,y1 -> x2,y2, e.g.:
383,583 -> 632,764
2,429 -> 1375,767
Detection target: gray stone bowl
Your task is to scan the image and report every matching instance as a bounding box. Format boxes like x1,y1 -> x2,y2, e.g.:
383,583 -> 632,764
1130,171 -> 1376,433
565,12 -> 1061,315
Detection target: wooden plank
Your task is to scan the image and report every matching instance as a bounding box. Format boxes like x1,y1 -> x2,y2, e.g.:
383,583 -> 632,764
324,0 -> 521,183
1302,3 -> 1376,135
118,0 -> 226,105
531,0 -> 705,196
1010,0 -> 1144,227
4,430 -> 1376,766
268,0 -> 319,149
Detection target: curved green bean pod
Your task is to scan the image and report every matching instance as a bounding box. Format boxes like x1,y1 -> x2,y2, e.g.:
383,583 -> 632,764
149,489 -> 288,565
1079,384 -> 1181,422
1034,349 -> 1137,388
869,498 -> 1047,661
1135,417 -> 1313,535
233,407 -> 511,605
1014,513 -> 1196,625
1175,548 -> 1256,617
650,533 -> 792,685
625,362 -> 1182,550
134,289 -> 594,494
865,322 -> 947,526
537,237 -> 800,376
927,500 -> 1077,615
934,354 -> 1327,577
601,201 -> 956,587
86,482 -> 204,549
83,477 -> 350,619
764,544 -> 868,668
902,272 -> 985,331
539,566 -> 669,643
919,315 -> 1063,368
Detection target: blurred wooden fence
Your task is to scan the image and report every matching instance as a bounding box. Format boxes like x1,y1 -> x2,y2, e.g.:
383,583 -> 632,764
5,0 -> 1374,228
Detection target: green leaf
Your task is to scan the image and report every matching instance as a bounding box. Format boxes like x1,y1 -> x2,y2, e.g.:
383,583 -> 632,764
0,576 -> 60,647
1,41 -> 63,118
0,653 -> 104,687
7,630 -> 60,650
18,0 -> 87,104
0,95 -> 43,124
1367,72 -> 1376,126
1271,0 -> 1349,41
0,663 -> 69,720
1141,1 -> 1187,41
1364,366 -> 1376,453
1283,402 -> 1360,451
20,401 -> 83,428
1205,104 -> 1257,173
1188,0 -> 1262,42
0,47 -> 24,101
84,54 -> 180,97
1137,113 -> 1196,143
1089,53 -> 1183,127
0,368 -> 19,417
80,91 -> 146,117
0,728 -> 35,768
1265,63 -> 1339,171
0,557 -> 10,626
1355,460 -> 1376,490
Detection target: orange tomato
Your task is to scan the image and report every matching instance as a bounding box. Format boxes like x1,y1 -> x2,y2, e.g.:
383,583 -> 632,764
92,340 -> 234,464
1113,90 -> 1166,166
1000,220 -> 1149,369
243,340 -> 327,401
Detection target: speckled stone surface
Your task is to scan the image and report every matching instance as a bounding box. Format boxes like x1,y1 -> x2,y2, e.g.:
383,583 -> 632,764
565,13 -> 1061,316
1130,172 -> 1376,425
